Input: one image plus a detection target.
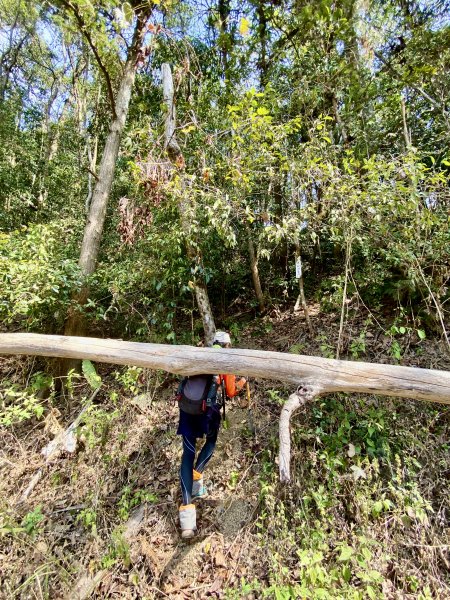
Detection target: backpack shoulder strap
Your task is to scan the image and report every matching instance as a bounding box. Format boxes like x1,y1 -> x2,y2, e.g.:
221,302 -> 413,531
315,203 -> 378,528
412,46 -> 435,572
221,375 -> 226,419
177,377 -> 188,395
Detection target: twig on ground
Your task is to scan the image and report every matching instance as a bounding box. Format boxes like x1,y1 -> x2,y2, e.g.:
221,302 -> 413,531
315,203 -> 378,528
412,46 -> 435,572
16,387 -> 101,504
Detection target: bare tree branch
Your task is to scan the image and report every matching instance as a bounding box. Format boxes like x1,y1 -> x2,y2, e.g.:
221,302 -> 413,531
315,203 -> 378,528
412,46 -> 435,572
374,50 -> 450,124
279,386 -> 318,482
58,0 -> 117,119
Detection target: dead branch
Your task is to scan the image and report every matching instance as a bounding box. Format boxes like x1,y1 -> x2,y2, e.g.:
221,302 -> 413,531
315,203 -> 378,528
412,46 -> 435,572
17,387 -> 101,504
279,386 -> 318,482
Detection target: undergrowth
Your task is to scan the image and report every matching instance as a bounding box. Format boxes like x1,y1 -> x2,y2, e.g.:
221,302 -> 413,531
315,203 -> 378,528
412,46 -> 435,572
0,316 -> 449,599
238,395 -> 449,599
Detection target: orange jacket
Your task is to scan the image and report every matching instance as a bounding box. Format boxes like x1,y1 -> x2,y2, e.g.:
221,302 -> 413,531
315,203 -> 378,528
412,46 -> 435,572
218,374 -> 246,399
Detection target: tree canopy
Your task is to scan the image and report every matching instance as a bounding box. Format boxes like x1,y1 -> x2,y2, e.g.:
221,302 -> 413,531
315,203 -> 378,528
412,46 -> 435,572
0,0 -> 448,345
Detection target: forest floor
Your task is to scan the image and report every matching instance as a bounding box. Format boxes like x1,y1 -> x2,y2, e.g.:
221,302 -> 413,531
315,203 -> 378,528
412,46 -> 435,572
1,304 -> 449,599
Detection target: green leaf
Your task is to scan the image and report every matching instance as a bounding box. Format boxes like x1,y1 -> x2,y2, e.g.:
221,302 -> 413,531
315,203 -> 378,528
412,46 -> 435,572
417,329 -> 426,340
342,564 -> 352,582
338,546 -> 354,562
122,2 -> 134,25
372,500 -> 383,516
82,360 -> 102,390
362,547 -> 373,561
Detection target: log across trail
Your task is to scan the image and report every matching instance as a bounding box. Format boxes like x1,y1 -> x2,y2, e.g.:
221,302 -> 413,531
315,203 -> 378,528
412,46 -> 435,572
1,333 -> 449,404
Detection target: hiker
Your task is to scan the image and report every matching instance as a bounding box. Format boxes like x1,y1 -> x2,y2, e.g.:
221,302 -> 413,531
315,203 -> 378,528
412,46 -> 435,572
176,331 -> 246,539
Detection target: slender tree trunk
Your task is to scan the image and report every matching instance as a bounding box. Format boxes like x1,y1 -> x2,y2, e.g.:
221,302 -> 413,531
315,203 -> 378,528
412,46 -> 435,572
193,282 -> 216,344
293,241 -> 313,335
245,221 -> 265,312
218,0 -> 231,82
0,31 -> 30,101
401,94 -> 412,150
62,13 -> 150,372
256,0 -> 268,88
161,63 -> 216,345
85,86 -> 101,214
39,89 -> 69,206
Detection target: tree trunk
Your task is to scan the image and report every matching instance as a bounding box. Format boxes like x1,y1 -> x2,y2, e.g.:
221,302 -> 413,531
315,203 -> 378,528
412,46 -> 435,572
193,282 -> 216,345
401,94 -> 412,150
218,0 -> 231,83
61,12 -> 150,371
293,241 -> 313,335
38,86 -> 69,207
161,63 -> 216,345
256,0 -> 268,88
2,333 -> 450,405
246,222 -> 265,312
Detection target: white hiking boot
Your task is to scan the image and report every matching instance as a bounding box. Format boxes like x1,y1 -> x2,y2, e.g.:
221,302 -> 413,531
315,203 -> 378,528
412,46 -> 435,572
179,504 -> 196,539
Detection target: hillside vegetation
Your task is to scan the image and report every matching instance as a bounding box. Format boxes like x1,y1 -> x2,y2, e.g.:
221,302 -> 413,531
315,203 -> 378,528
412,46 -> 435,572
0,0 -> 449,598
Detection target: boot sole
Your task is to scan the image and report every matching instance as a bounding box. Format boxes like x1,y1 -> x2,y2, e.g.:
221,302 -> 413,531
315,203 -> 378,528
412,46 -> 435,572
181,529 -> 195,539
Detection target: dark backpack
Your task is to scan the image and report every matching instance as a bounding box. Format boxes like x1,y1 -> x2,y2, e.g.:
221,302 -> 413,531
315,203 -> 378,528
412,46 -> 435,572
178,375 -> 214,415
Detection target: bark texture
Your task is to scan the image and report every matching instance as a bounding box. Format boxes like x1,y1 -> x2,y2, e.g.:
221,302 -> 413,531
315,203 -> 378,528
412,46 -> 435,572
2,333 -> 450,405
63,12 -> 150,347
279,386 -> 318,482
246,222 -> 265,312
293,242 -> 313,334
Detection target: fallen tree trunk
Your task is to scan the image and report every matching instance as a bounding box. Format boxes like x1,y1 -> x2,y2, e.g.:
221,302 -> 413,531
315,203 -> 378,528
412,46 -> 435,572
1,333 -> 449,404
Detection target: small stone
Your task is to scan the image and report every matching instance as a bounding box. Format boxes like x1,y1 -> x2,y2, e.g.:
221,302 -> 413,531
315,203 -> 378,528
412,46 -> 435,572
36,541 -> 48,555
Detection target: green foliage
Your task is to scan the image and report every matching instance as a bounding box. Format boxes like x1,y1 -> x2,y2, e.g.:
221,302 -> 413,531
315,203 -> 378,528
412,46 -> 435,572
227,470 -> 239,490
101,527 -> 131,569
0,222 -> 80,330
113,366 -> 143,395
82,360 -> 102,390
0,372 -> 52,426
248,392 -> 439,599
316,334 -> 334,359
78,404 -> 119,448
76,507 -> 98,537
0,0 -> 447,345
117,485 -> 157,521
21,505 -> 44,537
349,332 -> 366,359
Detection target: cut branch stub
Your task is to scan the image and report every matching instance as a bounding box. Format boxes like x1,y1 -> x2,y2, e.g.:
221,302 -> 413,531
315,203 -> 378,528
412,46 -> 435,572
279,386 -> 318,483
